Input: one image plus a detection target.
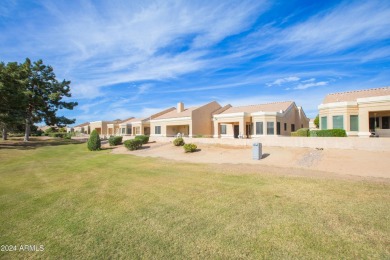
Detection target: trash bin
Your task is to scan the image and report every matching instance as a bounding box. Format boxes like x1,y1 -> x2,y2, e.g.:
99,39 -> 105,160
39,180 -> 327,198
252,143 -> 262,160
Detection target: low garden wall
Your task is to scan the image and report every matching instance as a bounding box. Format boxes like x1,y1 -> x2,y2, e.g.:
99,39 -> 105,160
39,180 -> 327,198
131,136 -> 390,152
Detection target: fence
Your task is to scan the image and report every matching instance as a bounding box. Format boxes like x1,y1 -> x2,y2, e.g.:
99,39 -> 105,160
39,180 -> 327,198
124,136 -> 390,152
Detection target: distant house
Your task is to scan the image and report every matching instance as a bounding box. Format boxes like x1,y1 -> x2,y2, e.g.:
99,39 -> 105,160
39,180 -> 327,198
73,122 -> 90,134
213,101 -> 309,138
89,120 -> 120,136
118,107 -> 176,136
108,118 -> 133,136
150,101 -> 222,137
318,87 -> 390,137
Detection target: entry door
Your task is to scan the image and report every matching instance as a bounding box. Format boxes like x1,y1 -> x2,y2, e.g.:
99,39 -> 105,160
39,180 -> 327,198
234,125 -> 239,138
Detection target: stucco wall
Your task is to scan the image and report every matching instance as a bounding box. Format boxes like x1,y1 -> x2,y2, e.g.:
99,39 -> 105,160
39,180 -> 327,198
134,136 -> 390,151
192,101 -> 221,136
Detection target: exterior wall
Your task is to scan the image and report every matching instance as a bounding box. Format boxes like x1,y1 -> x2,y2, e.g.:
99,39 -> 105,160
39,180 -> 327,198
213,114 -> 250,138
192,101 -> 222,137
89,121 -> 108,136
357,98 -> 390,137
150,118 -> 192,137
319,103 -> 359,135
141,136 -> 390,152
213,103 -> 309,138
319,96 -> 390,137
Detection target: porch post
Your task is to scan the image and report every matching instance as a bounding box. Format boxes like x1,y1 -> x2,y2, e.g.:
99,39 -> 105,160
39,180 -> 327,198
213,120 -> 220,138
358,110 -> 370,137
239,118 -> 245,138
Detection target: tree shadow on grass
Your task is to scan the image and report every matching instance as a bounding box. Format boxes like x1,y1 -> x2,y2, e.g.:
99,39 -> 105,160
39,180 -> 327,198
0,138 -> 85,150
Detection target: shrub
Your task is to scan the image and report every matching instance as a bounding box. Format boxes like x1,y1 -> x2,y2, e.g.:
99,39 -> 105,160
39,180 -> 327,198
108,136 -> 123,146
291,132 -> 298,137
64,133 -> 73,139
49,132 -> 66,138
124,139 -> 143,151
183,143 -> 197,153
173,137 -> 185,146
314,115 -> 319,128
87,130 -> 101,151
296,128 -> 309,137
44,127 -> 56,134
309,129 -> 347,137
134,135 -> 149,144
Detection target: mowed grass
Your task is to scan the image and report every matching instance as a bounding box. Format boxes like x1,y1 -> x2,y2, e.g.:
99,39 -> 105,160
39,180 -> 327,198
0,139 -> 389,259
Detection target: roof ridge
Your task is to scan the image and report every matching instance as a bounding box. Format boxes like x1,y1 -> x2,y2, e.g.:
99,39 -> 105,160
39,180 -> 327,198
232,101 -> 293,109
327,86 -> 390,96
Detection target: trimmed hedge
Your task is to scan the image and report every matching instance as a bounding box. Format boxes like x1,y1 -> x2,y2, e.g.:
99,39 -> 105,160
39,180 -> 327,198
108,136 -> 123,146
183,143 -> 197,153
291,128 -> 309,137
134,135 -> 149,144
124,139 -> 143,151
173,137 -> 185,146
309,129 -> 347,137
87,130 -> 101,151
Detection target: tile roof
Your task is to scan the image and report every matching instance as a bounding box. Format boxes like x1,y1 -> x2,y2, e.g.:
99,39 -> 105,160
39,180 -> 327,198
153,107 -> 197,120
74,122 -> 89,127
219,101 -> 294,114
323,87 -> 390,103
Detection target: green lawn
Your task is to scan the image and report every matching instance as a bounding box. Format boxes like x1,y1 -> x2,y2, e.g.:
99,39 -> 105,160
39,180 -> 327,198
0,138 -> 389,259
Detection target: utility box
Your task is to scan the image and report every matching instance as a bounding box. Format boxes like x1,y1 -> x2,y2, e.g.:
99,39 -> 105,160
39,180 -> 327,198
252,143 -> 262,160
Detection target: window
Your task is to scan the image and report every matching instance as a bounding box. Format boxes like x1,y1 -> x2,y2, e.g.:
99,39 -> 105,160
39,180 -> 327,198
121,128 -> 126,134
277,122 -> 281,135
267,122 -> 274,135
321,116 -> 327,130
255,122 -> 263,135
221,125 -> 227,135
284,123 -> 287,131
291,124 -> 295,132
155,126 -> 161,134
382,116 -> 390,129
350,115 -> 359,131
333,115 -> 344,129
127,128 -> 132,135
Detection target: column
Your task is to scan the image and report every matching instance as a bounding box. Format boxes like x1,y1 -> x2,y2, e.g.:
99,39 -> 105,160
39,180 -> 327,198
213,121 -> 219,138
358,110 -> 370,137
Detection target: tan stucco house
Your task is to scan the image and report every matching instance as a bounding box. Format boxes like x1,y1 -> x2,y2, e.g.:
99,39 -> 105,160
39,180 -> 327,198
150,101 -> 222,137
213,101 -> 309,138
73,122 -> 90,134
89,120 -> 121,136
118,107 -> 176,136
318,87 -> 390,137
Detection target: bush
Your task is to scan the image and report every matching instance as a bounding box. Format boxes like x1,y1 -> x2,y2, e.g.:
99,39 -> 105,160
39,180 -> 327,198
64,133 -> 73,139
173,137 -> 185,146
108,136 -> 123,146
183,143 -> 197,153
309,129 -> 347,137
124,139 -> 143,151
87,130 -> 101,151
296,128 -> 310,137
49,132 -> 67,138
291,131 -> 298,137
134,135 -> 149,144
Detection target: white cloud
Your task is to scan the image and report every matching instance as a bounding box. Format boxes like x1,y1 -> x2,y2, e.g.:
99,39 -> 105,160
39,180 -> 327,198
280,1 -> 390,56
6,0 -> 268,99
294,81 -> 328,90
267,76 -> 300,86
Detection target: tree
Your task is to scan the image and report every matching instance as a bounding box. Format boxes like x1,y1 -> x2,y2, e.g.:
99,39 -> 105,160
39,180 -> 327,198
0,61 -> 27,140
314,114 -> 319,129
87,130 -> 101,151
22,59 -> 77,141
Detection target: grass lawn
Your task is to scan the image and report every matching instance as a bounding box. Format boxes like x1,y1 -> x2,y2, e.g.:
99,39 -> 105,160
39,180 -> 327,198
0,138 -> 389,259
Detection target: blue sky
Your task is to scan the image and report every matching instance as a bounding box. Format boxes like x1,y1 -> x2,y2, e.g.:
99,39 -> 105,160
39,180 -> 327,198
1,0 -> 389,124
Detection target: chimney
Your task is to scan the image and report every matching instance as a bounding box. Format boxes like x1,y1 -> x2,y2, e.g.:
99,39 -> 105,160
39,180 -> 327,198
177,102 -> 184,113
